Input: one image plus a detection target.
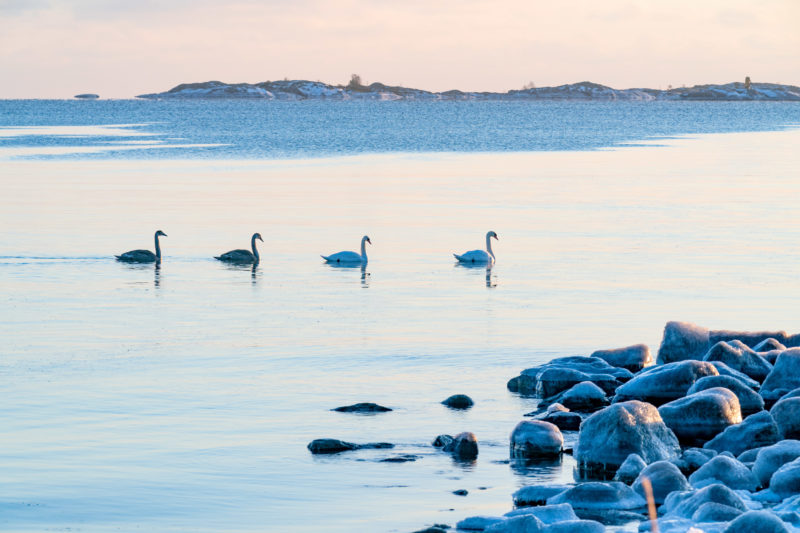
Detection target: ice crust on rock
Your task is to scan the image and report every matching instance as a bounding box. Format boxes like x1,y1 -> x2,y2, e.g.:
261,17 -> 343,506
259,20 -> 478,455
591,344 -> 653,372
753,440 -> 800,487
614,453 -> 647,484
613,361 -> 719,406
688,454 -> 760,491
702,341 -> 773,382
704,411 -> 780,456
761,349 -> 800,402
631,460 -> 691,503
662,483 -> 748,518
547,482 -> 647,510
658,387 -> 742,445
688,375 -> 765,415
510,421 -> 564,459
771,397 -> 800,439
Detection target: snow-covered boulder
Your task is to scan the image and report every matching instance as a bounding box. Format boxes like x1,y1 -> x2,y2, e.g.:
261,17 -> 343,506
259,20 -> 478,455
709,362 -> 761,389
504,504 -> 578,523
771,397 -> 800,439
704,411 -> 780,456
770,457 -> 800,498
457,515 -> 505,530
688,375 -> 764,415
657,321 -> 710,364
575,401 -> 680,478
591,344 -> 653,372
662,483 -> 748,518
559,382 -> 609,412
543,520 -> 605,533
721,510 -> 789,533
510,421 -> 564,459
547,482 -> 646,509
484,514 -> 545,533
658,388 -> 742,445
631,461 -> 691,503
754,339 -> 787,352
691,502 -> 744,522
753,440 -> 800,487
761,349 -> 800,402
688,455 -> 760,491
614,454 -> 647,484
673,447 -> 717,474
508,357 -> 631,397
513,485 -> 571,507
614,361 -> 719,405
703,341 -> 773,382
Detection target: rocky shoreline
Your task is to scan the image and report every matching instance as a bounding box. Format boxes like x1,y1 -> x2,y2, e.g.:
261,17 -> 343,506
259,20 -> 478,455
310,321 -> 800,533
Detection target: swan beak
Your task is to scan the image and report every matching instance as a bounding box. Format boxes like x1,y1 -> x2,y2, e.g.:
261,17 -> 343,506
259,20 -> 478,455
162,233 -> 168,237
258,235 -> 264,242
367,238 -> 372,244
494,234 -> 498,240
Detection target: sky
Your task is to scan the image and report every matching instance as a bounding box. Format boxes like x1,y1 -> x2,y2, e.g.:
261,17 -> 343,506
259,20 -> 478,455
0,0 -> 798,99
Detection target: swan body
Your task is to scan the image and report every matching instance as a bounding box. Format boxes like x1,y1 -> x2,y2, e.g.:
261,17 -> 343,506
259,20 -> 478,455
216,233 -> 263,264
117,230 -> 167,263
454,231 -> 498,264
322,235 -> 371,264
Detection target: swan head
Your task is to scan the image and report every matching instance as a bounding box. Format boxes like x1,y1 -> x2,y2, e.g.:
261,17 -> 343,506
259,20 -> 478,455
253,233 -> 263,242
363,235 -> 372,245
487,231 -> 498,240
156,230 -> 167,237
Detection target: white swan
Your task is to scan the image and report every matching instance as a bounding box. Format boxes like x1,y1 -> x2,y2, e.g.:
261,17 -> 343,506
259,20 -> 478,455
454,231 -> 498,264
215,233 -> 263,264
116,230 -> 167,263
322,235 -> 371,264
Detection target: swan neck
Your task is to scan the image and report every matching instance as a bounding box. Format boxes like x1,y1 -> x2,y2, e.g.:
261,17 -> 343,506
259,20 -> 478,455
361,238 -> 368,262
154,232 -> 162,260
251,235 -> 260,261
486,234 -> 494,259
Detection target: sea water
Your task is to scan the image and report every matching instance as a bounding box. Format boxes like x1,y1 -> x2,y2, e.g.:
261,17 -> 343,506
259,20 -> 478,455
1,100 -> 799,532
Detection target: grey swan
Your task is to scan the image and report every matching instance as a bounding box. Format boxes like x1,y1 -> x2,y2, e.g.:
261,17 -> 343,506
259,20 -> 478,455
116,230 -> 167,263
215,233 -> 263,264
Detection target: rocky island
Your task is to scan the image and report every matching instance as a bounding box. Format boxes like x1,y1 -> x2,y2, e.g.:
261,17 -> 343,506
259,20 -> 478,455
137,79 -> 800,101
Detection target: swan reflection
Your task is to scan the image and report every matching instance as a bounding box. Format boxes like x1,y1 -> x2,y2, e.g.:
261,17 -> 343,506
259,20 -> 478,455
455,262 -> 497,288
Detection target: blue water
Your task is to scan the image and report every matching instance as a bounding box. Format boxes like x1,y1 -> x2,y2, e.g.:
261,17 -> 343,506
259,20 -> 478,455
1,99 -> 799,159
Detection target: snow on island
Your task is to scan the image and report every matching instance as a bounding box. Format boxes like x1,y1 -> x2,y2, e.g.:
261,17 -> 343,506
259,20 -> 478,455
136,80 -> 800,101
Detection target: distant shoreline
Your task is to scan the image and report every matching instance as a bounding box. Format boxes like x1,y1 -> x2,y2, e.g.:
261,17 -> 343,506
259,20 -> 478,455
136,80 -> 800,101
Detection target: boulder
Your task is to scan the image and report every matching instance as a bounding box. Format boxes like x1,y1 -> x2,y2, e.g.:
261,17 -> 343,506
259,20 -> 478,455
770,457 -> 800,498
575,401 -> 680,478
673,447 -> 717,475
504,504 -> 578,523
754,339 -> 787,352
688,455 -> 760,491
535,367 -> 616,399
513,485 -> 571,507
761,349 -> 800,402
543,520 -> 605,533
658,388 -> 742,446
631,460 -> 691,503
457,516 -> 505,531
657,321 -> 710,364
662,483 -> 748,518
332,402 -> 392,413
442,394 -> 474,409
704,411 -> 780,456
722,510 -> 789,533
559,382 -> 609,412
761,350 -> 784,365
432,434 -> 454,448
614,454 -> 647,484
778,388 -> 800,402
509,357 -> 631,397
709,361 -> 761,389
444,432 -> 479,460
547,482 -> 646,510
484,514 -> 545,533
691,502 -> 744,522
591,344 -> 653,372
771,397 -> 800,439
541,412 -> 583,431
738,447 -> 765,463
710,329 -> 795,349
753,440 -> 800,487
613,361 -> 719,406
510,421 -> 563,459
703,341 -> 773,382
307,438 -> 358,454
688,375 -> 764,415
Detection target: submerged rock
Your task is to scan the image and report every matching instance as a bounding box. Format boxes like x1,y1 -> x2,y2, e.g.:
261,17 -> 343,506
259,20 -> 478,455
631,461 -> 691,504
591,344 -> 653,372
771,397 -> 800,439
722,510 -> 789,533
444,432 -> 479,460
614,453 -> 647,484
510,421 -> 564,459
761,349 -> 800,402
332,402 -> 392,413
658,387 -> 742,446
688,375 -> 764,415
657,321 -> 710,364
753,440 -> 800,487
442,394 -> 474,409
575,401 -> 680,478
688,454 -> 760,491
613,360 -> 719,406
704,411 -> 780,456
548,481 -> 646,509
702,341 -> 773,382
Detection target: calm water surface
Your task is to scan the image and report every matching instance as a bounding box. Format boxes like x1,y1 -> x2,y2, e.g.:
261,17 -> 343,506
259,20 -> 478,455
1,102 -> 800,532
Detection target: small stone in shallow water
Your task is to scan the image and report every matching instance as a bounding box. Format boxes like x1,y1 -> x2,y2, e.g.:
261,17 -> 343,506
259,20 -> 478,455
379,454 -> 419,463
513,485 -> 571,507
307,439 -> 358,454
433,434 -> 454,448
443,432 -> 479,460
332,402 -> 392,413
442,394 -> 474,409
452,489 -> 468,496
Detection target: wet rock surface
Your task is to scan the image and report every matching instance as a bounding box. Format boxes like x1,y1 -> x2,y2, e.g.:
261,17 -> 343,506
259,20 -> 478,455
332,402 -> 392,413
510,420 -> 564,459
658,387 -> 742,446
442,394 -> 474,409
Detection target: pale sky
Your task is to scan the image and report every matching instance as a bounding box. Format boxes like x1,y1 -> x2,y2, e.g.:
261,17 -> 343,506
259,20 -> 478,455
1,0 -> 798,99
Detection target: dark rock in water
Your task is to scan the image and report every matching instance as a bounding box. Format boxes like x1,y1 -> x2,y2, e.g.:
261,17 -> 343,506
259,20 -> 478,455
771,457 -> 800,498
548,482 -> 646,510
452,489 -> 468,496
358,442 -> 394,449
510,421 -> 563,459
513,485 -> 571,507
761,349 -> 800,402
575,401 -> 680,478
631,461 -> 690,504
444,432 -> 479,460
380,454 -> 419,462
332,402 -> 392,413
688,375 -> 764,415
433,434 -> 454,448
442,394 -> 474,409
591,344 -> 653,372
413,526 -> 450,533
658,387 -> 742,446
662,483 -> 748,518
657,321 -> 710,364
755,338 -> 787,352
613,453 -> 647,484
542,412 -> 582,431
688,454 -> 759,491
691,502 -> 744,522
703,341 -> 773,382
558,382 -> 609,412
753,440 -> 800,487
484,514 -> 545,533
307,438 -> 359,454
613,360 -> 719,406
722,510 -> 789,533
771,397 -> 800,439
74,93 -> 99,99
704,411 -> 780,456
543,519 -> 605,533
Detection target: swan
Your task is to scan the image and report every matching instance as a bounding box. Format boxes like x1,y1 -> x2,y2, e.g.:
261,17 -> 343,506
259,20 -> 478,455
454,231 -> 498,264
215,233 -> 263,264
322,235 -> 371,264
116,230 -> 167,263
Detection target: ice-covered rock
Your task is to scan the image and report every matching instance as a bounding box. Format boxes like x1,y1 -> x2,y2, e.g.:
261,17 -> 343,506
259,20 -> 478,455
771,397 -> 800,439
591,344 -> 653,372
631,460 -> 691,503
657,321 -> 711,364
673,447 -> 717,474
504,504 -> 578,523
703,341 -> 773,382
691,502 -> 744,522
508,357 -> 631,397
721,510 -> 789,533
513,485 -> 571,507
510,421 -> 564,459
614,454 -> 647,484
575,401 -> 680,478
778,388 -> 800,402
457,515 -> 505,530
483,514 -> 545,533
442,394 -> 474,409
658,387 -> 742,445
709,362 -> 761,389
688,375 -> 764,415
541,412 -> 583,431
753,440 -> 800,487
543,520 -> 604,533
688,455 -> 760,491
662,483 -> 748,518
770,457 -> 800,498
614,361 -> 719,405
704,411 -> 780,456
559,382 -> 609,412
444,432 -> 479,460
761,349 -> 800,402
755,339 -> 787,353
547,481 -> 646,509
